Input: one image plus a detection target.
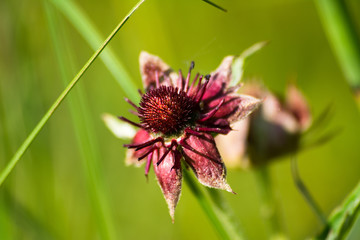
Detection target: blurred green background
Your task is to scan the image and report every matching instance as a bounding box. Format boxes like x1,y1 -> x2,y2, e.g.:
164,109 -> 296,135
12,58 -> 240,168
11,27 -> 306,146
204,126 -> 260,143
1,0 -> 360,239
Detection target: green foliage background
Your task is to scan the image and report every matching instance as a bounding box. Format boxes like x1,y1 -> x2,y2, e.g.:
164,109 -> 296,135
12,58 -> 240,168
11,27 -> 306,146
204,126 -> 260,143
0,0 -> 360,239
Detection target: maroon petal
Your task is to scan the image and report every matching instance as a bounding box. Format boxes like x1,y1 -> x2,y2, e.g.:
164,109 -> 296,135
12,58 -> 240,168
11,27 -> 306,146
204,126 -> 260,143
125,129 -> 151,166
202,56 -> 234,102
153,147 -> 182,221
203,93 -> 261,126
181,133 -> 233,192
139,51 -> 177,90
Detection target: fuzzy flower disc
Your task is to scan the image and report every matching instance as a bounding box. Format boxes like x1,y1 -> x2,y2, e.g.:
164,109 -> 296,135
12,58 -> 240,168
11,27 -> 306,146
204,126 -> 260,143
139,86 -> 198,136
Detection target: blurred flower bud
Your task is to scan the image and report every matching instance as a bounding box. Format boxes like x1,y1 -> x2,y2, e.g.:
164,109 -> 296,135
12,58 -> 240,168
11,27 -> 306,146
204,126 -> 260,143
216,82 -> 312,168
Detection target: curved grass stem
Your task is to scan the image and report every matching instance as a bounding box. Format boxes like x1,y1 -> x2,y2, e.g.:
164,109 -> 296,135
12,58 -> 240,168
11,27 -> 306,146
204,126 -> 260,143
0,0 -> 145,187
254,166 -> 285,239
315,0 -> 360,89
290,156 -> 327,225
50,0 -> 140,102
183,169 -> 244,240
207,188 -> 246,239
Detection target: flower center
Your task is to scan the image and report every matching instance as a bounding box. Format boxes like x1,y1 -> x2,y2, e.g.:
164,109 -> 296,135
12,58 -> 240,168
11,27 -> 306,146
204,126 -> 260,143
138,86 -> 198,137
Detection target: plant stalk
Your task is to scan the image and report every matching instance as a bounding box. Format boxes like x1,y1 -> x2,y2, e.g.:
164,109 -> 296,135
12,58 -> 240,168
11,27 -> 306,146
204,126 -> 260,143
0,0 -> 145,187
254,166 -> 285,239
290,156 -> 327,225
315,0 -> 360,89
183,169 -> 244,240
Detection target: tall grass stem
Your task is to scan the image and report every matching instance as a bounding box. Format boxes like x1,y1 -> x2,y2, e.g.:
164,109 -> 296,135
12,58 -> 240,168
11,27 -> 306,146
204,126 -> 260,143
254,166 -> 284,239
315,0 -> 360,89
183,169 -> 244,240
290,156 -> 327,225
50,0 -> 140,102
0,0 -> 145,187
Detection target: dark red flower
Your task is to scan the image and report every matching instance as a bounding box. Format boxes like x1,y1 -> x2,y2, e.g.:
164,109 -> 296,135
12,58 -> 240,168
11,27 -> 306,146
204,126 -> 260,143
120,52 -> 261,220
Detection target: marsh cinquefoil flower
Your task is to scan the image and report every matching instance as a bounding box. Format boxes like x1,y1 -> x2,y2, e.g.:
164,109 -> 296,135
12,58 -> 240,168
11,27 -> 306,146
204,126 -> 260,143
120,52 -> 261,219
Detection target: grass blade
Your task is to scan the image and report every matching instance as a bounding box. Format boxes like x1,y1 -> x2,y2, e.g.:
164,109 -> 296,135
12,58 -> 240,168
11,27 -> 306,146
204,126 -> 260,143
0,0 -> 145,187
51,0 -> 140,102
318,181 -> 360,239
315,0 -> 360,89
183,169 -> 244,240
291,156 -> 327,225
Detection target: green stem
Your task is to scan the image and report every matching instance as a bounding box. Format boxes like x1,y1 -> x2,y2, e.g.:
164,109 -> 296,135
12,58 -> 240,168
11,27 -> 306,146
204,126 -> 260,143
290,156 -> 327,225
207,188 -> 246,239
183,170 -> 243,240
315,0 -> 360,89
254,166 -> 284,239
50,0 -> 140,102
0,0 -> 145,187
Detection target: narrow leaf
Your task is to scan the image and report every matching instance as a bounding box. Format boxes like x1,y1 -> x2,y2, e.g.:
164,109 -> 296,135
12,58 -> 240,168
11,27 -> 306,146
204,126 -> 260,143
320,181 -> 360,239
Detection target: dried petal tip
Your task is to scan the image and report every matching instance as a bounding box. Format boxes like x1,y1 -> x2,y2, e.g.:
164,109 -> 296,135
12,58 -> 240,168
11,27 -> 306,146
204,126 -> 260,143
139,51 -> 174,90
232,94 -> 262,122
153,147 -> 182,221
197,173 -> 234,193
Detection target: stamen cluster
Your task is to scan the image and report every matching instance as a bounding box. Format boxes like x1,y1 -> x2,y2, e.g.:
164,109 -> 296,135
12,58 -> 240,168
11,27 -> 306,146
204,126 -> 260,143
138,86 -> 198,137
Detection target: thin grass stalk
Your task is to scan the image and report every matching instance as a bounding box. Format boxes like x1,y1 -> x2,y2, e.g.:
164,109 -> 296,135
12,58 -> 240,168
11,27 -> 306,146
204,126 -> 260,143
44,2 -> 116,239
0,0 -> 145,187
207,188 -> 246,240
50,0 -> 140,102
183,169 -> 244,240
318,181 -> 360,239
315,0 -> 360,89
290,156 -> 327,225
254,166 -> 285,239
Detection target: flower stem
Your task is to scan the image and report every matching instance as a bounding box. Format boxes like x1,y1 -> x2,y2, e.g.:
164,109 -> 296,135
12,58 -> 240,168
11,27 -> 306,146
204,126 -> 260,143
0,0 -> 145,187
207,188 -> 246,239
315,0 -> 360,89
254,166 -> 285,239
183,169 -> 244,240
290,156 -> 327,225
